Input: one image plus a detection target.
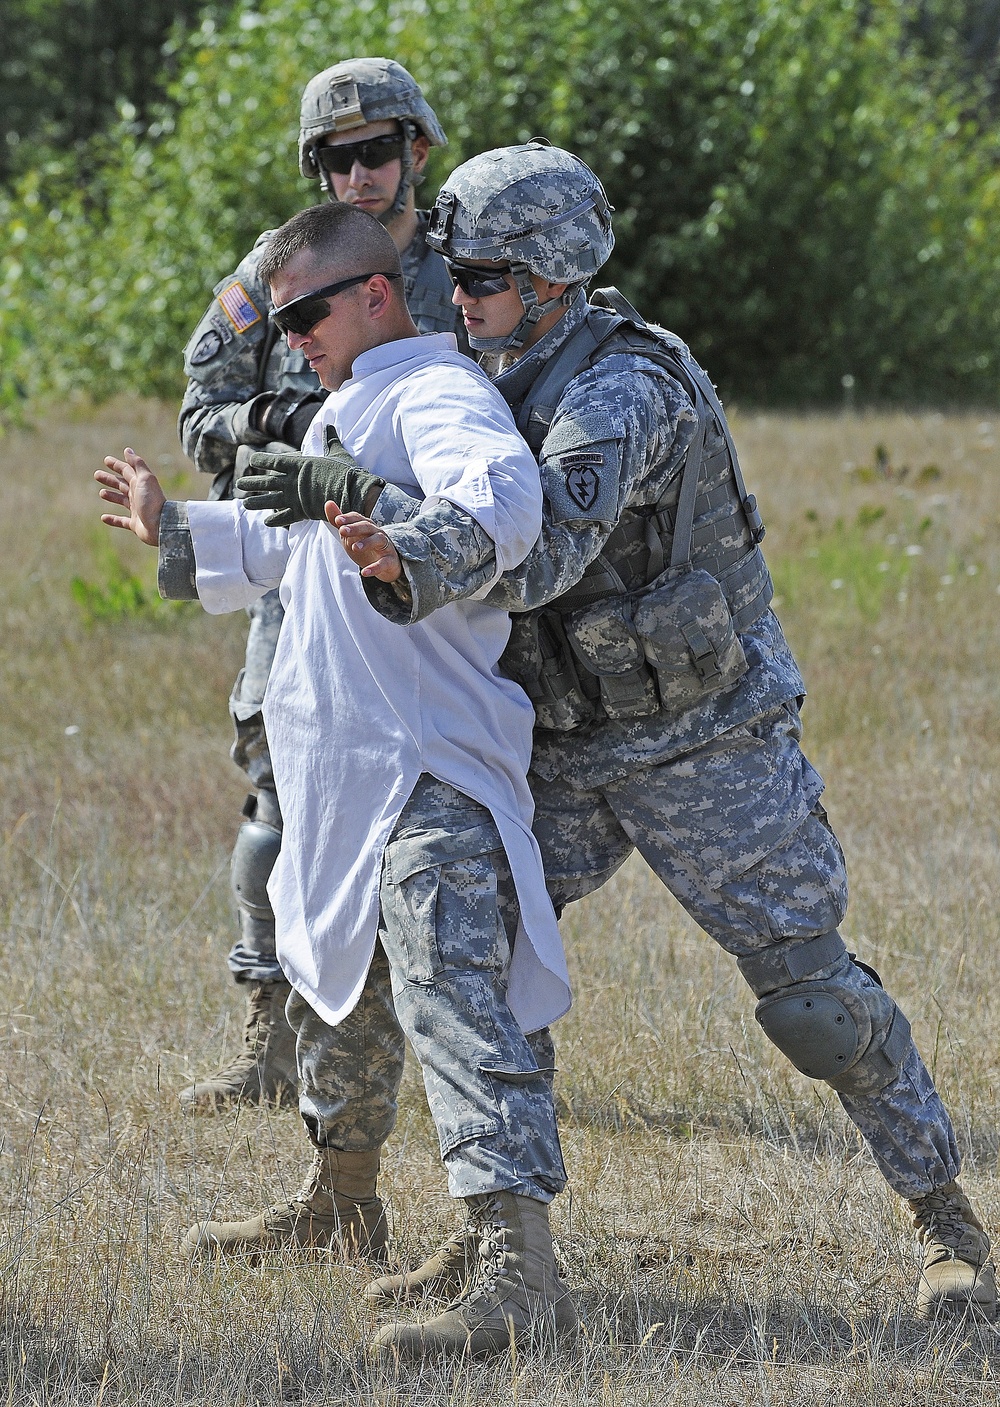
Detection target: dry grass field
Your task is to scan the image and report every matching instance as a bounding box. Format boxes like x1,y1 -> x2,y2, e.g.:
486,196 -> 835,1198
2,401 -> 999,1404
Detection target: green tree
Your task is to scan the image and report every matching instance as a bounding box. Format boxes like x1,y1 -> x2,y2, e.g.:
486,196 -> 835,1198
3,0 -> 1000,414
0,0 -> 216,183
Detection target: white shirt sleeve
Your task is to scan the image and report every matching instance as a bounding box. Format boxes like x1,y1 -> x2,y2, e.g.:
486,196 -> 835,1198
186,500 -> 291,614
394,367 -> 542,574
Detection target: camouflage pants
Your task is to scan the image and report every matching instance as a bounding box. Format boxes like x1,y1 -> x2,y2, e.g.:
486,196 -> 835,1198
226,588 -> 284,984
285,774 -> 566,1203
531,700 -> 960,1200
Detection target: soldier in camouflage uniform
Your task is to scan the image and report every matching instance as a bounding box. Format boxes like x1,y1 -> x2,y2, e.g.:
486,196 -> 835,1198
176,58 -> 462,1111
253,143 -> 996,1324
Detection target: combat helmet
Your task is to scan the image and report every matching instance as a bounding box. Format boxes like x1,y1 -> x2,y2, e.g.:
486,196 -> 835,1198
426,141 -> 614,351
299,58 -> 447,224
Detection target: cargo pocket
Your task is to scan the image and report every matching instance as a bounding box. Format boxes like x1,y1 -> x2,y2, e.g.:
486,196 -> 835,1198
501,612 -> 596,732
438,1118 -> 501,1159
723,806 -> 849,942
380,821 -> 509,983
633,566 -> 748,715
562,597 -> 660,721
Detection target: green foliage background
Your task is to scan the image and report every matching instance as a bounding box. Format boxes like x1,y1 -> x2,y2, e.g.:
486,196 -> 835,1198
0,0 -> 211,183
4,0 -> 1000,415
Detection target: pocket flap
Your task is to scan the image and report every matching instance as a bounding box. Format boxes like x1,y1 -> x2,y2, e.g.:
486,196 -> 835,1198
633,569 -> 736,671
383,821 -> 501,886
563,597 -> 645,675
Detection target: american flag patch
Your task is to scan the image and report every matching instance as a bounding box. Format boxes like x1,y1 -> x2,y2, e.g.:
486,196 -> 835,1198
217,281 -> 261,333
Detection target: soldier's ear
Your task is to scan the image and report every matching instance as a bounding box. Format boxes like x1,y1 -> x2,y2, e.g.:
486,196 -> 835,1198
411,134 -> 431,174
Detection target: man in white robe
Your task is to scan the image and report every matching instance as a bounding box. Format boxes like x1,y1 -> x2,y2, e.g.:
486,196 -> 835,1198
96,201 -> 577,1358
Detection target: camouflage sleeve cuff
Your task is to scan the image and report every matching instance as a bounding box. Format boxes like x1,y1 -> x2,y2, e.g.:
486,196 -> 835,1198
369,480 -> 422,527
157,502 -> 199,600
359,521 -> 427,625
362,572 -> 416,625
362,508 -> 499,625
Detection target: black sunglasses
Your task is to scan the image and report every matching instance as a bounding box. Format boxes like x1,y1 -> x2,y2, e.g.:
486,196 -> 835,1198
314,133 -> 406,176
271,272 -> 401,337
442,257 -> 514,299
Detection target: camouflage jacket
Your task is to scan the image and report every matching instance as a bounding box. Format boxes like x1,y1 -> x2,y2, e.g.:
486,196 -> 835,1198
366,294 -> 806,789
177,210 -> 463,492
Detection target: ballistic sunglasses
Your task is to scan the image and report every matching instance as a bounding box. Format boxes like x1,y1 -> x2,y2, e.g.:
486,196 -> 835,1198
443,257 -> 514,299
314,133 -> 406,177
271,272 -> 401,337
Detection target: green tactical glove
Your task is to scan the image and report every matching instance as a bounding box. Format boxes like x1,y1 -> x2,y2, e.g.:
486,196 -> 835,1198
236,435 -> 385,528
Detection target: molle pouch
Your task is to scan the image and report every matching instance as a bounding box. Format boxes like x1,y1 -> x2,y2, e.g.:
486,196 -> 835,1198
562,597 -> 660,721
500,613 -> 596,732
633,566 -> 748,714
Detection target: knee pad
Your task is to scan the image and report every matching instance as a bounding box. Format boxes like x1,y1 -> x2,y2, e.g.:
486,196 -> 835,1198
740,931 -> 913,1094
231,794 -> 282,922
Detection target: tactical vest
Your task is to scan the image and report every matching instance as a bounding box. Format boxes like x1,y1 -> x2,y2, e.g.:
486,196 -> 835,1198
501,289 -> 773,732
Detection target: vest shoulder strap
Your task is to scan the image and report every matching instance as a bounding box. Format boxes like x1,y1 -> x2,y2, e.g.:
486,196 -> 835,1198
518,289 -> 764,551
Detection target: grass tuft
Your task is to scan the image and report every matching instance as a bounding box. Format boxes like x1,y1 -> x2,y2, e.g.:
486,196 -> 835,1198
2,403 -> 999,1402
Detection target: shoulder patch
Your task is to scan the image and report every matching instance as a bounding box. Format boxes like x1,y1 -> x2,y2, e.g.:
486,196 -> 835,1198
189,328 -> 224,365
540,409 -> 621,525
217,281 -> 262,334
561,454 -> 604,510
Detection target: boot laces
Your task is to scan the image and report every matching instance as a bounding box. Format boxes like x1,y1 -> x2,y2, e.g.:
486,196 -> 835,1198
912,1190 -> 976,1251
456,1196 -> 512,1308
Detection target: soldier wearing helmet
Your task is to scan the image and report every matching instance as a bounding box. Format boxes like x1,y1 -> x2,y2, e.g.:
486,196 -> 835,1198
174,59 -> 463,1114
244,141 -> 995,1330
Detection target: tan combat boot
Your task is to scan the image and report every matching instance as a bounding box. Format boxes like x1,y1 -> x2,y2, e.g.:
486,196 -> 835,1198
369,1190 -> 577,1360
908,1179 -> 997,1319
178,978 -> 297,1111
364,1223 -> 478,1304
183,1146 -> 387,1263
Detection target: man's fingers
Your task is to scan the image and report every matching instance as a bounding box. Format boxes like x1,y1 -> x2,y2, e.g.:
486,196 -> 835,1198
123,447 -> 152,475
360,555 -> 402,582
95,471 -> 127,492
324,499 -> 343,526
359,556 -> 392,576
340,520 -> 381,542
345,529 -> 383,548
98,487 -> 129,507
100,512 -> 132,530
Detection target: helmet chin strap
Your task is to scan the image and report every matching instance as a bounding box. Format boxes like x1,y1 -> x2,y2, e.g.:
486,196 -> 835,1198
319,119 -> 418,231
466,263 -> 575,353
381,119 -> 419,227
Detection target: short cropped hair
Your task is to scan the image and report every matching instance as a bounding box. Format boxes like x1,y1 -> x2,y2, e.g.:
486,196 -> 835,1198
258,202 -> 402,286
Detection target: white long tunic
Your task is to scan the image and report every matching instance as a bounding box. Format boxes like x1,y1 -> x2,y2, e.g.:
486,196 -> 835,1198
186,333 -> 571,1034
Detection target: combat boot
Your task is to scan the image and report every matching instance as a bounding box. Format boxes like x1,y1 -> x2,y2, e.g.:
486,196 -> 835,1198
364,1223 -> 478,1304
183,1146 -> 387,1263
178,978 -> 297,1111
368,1190 -> 577,1360
908,1179 -> 997,1319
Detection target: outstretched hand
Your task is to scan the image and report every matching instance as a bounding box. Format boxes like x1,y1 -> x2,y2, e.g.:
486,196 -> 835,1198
326,502 -> 402,583
95,448 -> 165,547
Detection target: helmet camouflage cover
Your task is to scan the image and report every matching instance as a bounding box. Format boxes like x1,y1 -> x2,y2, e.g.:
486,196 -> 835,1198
425,142 -> 614,285
299,57 -> 447,180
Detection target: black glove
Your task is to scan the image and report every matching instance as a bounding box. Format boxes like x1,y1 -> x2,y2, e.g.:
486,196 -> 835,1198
231,389 -> 327,450
236,435 -> 385,528
259,387 -> 328,448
